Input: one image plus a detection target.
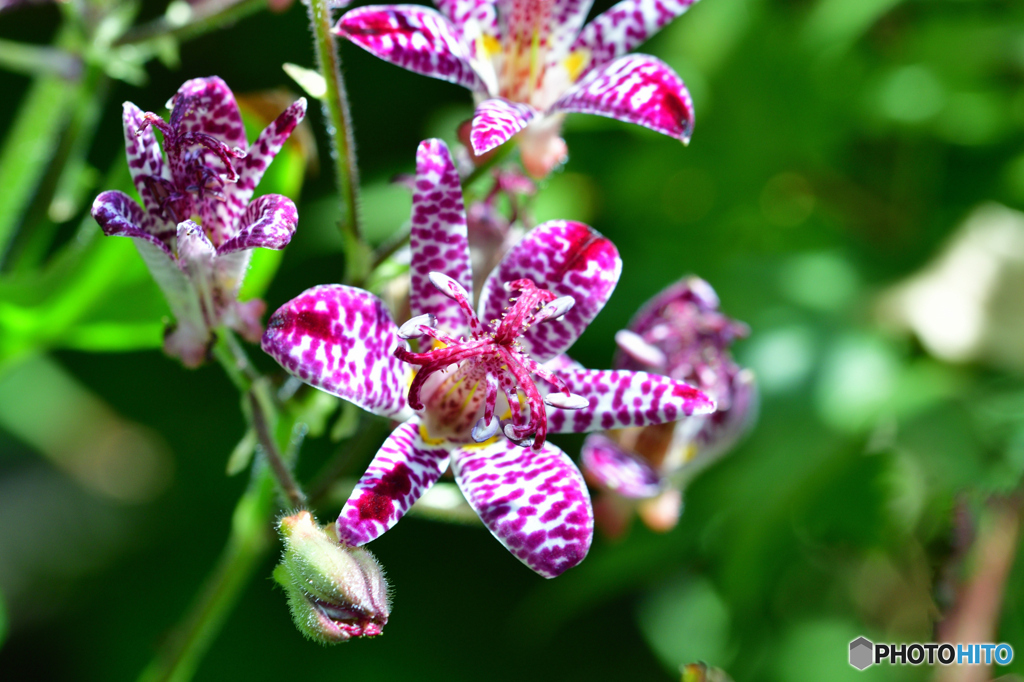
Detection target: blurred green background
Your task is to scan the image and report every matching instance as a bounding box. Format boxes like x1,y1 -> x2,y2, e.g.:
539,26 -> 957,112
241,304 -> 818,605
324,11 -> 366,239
2,0 -> 1024,680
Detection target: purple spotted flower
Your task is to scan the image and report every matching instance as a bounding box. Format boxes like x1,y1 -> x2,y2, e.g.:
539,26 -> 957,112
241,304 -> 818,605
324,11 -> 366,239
91,77 -> 306,367
261,139 -> 714,577
581,277 -> 757,536
334,0 -> 697,177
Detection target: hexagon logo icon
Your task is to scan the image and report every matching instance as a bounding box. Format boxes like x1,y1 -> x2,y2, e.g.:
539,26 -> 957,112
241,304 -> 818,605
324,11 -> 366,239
850,637 -> 874,670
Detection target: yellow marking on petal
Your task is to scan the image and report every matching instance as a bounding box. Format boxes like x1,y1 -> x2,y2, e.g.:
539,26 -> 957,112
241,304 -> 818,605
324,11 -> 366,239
564,49 -> 590,82
481,34 -> 502,58
528,29 -> 541,95
681,443 -> 700,464
460,380 -> 480,410
419,422 -> 447,445
459,434 -> 502,450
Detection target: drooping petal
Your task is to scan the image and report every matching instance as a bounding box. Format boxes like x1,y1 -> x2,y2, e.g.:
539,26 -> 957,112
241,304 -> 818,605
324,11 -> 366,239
90,190 -> 173,258
544,369 -> 715,433
550,54 -> 694,143
335,5 -> 487,92
451,437 -> 592,578
580,434 -> 662,498
122,103 -> 172,234
570,0 -> 697,75
261,285 -> 413,419
217,194 -> 298,255
408,139 -> 473,336
223,97 -> 308,234
469,98 -> 539,155
336,418 -> 453,545
478,220 -> 622,363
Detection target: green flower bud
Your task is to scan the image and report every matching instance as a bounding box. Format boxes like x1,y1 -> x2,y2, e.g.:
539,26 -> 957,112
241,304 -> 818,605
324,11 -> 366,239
275,511 -> 390,644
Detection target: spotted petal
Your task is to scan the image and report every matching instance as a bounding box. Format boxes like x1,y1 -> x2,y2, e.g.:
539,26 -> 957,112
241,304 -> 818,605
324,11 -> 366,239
219,97 -> 307,237
580,434 -> 662,498
550,54 -> 694,143
261,285 -> 413,419
170,76 -> 248,152
435,0 -> 499,38
544,369 -> 715,433
122,103 -> 171,235
451,437 -> 593,578
469,98 -> 540,155
570,0 -> 697,75
335,5 -> 487,92
409,139 -> 473,336
91,190 -> 172,258
217,194 -> 298,255
337,418 -> 453,545
478,220 -> 622,363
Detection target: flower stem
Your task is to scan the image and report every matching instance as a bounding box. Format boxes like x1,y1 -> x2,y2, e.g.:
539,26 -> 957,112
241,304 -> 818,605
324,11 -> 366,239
248,389 -> 308,510
305,0 -> 365,283
137,464 -> 276,682
461,140 -> 516,191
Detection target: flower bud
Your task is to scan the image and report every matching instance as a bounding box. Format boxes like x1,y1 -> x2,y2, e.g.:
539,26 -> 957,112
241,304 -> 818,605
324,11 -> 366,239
274,511 -> 390,644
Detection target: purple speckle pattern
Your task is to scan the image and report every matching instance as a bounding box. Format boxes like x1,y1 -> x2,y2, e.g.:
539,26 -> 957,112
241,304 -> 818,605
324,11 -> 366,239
228,98 -> 307,225
435,0 -> 499,38
122,102 -> 171,235
261,285 -> 412,419
478,220 -> 622,364
335,5 -> 487,91
580,433 -> 662,498
337,418 -> 453,545
469,98 -> 539,155
451,437 -> 593,578
570,0 -> 697,75
91,190 -> 173,258
334,0 -> 699,158
543,369 -> 715,433
408,139 -> 474,335
551,54 -> 694,143
542,353 -> 584,373
217,194 -> 299,255
92,77 -> 305,366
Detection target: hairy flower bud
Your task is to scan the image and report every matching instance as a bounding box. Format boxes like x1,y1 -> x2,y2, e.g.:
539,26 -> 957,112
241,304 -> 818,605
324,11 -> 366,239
274,511 -> 390,644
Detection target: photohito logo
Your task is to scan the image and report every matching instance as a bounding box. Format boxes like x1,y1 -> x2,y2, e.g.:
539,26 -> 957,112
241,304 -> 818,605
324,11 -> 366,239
849,637 -> 1014,670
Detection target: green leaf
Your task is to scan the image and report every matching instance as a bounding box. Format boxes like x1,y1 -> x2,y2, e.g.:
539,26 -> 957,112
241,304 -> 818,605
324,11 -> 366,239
0,73 -> 78,263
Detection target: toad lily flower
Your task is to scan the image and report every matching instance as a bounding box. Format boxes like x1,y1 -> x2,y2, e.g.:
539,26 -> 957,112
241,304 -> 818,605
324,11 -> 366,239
91,77 -> 306,366
262,139 -> 713,577
335,0 -> 697,177
581,277 -> 757,536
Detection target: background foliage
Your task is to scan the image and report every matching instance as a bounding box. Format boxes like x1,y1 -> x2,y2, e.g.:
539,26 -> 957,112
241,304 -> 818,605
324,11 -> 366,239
1,0 -> 1024,680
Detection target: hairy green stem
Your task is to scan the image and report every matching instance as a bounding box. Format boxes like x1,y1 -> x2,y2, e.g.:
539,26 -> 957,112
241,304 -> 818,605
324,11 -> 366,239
305,0 -> 365,283
248,390 -> 308,510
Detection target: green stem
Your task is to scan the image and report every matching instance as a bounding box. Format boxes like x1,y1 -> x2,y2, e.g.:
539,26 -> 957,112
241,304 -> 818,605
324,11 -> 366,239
0,39 -> 81,79
117,0 -> 267,47
0,28 -> 80,269
248,390 -> 308,510
137,465 -> 277,682
461,140 -> 516,191
305,0 -> 365,283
